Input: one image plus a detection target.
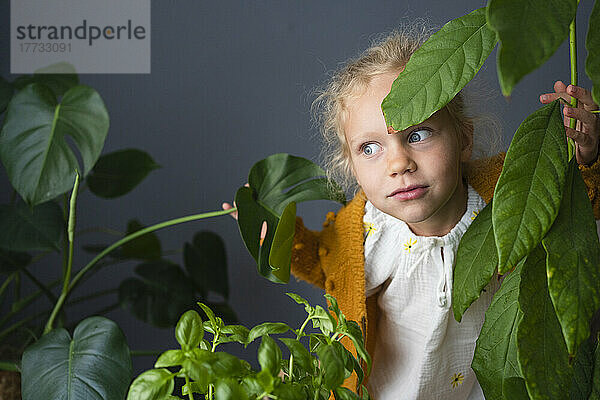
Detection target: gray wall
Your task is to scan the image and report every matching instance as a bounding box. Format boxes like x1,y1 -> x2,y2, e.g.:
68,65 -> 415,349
0,0 -> 595,373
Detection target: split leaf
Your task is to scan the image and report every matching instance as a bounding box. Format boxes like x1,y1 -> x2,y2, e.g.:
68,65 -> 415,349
87,149 -> 160,198
453,201 -> 497,322
542,160 -> 600,356
0,84 -> 109,206
235,154 -> 345,283
382,7 -> 497,131
492,101 -> 568,273
118,261 -> 195,327
487,0 -> 577,96
517,245 -> 572,399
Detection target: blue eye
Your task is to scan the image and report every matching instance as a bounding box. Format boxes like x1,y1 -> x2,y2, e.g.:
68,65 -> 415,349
362,143 -> 382,156
408,129 -> 432,143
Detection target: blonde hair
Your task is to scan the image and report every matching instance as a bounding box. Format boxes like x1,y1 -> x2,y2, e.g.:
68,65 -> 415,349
311,24 -> 500,194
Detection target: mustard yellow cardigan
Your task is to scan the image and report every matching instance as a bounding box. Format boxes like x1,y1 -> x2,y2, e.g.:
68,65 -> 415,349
289,153 -> 600,393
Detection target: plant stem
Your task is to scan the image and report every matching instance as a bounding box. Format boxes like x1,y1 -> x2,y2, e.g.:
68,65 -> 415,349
0,273 -> 15,300
62,171 -> 80,294
62,194 -> 69,282
184,374 -> 194,400
43,207 -> 237,334
568,11 -> 578,159
0,361 -> 19,372
0,279 -> 62,328
289,315 -> 313,382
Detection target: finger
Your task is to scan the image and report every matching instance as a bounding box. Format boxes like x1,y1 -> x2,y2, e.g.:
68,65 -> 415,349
565,126 -> 594,148
563,106 -> 598,128
567,85 -> 598,110
221,202 -> 239,220
540,81 -> 569,104
259,221 -> 268,246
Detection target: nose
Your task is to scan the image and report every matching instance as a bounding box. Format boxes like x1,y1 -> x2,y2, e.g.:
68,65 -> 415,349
387,145 -> 416,176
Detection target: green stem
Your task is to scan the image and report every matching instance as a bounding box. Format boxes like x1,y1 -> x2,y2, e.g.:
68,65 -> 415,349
44,207 -> 237,334
568,11 -> 578,159
0,273 -> 15,301
184,374 -> 194,400
289,315 -> 313,382
62,194 -> 69,282
62,172 -> 80,294
0,309 -> 50,342
0,361 -> 19,372
0,279 -> 62,328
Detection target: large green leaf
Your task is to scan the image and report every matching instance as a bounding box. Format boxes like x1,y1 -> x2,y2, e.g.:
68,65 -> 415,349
176,310 -> 204,351
118,261 -> 195,327
235,154 -> 345,283
453,201 -> 497,322
0,201 -> 64,252
87,149 -> 160,198
184,230 -> 228,299
0,76 -> 13,114
472,261 -> 523,400
120,219 -> 162,260
517,245 -> 572,399
587,0 -> 600,104
381,7 -> 497,131
492,101 -> 568,274
215,378 -> 250,400
542,161 -> 600,356
0,84 -> 109,206
487,0 -> 577,96
21,316 -> 132,400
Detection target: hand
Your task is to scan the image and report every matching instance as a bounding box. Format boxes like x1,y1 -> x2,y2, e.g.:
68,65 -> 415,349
222,184 -> 268,244
540,81 -> 599,166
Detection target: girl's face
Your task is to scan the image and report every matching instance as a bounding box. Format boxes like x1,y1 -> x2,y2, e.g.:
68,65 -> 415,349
344,72 -> 472,237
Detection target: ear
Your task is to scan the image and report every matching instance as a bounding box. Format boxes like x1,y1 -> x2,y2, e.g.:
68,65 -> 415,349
459,121 -> 474,162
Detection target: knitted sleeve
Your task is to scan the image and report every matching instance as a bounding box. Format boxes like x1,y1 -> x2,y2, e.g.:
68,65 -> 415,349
290,217 -> 326,289
466,152 -> 600,219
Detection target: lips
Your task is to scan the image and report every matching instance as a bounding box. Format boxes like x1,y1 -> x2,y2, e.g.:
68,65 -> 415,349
388,185 -> 428,200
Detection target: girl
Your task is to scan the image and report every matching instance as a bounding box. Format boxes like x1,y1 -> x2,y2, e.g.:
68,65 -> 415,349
224,29 -> 600,399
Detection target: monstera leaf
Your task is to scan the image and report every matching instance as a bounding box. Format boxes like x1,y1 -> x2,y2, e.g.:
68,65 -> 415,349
0,83 -> 109,206
235,154 -> 345,283
119,261 -> 195,327
382,7 -> 497,131
87,149 -> 160,198
487,0 -> 577,96
12,69 -> 79,99
21,316 -> 132,400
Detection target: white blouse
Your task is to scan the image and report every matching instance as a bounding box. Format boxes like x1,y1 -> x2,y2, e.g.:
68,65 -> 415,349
363,185 -> 499,400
